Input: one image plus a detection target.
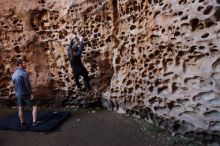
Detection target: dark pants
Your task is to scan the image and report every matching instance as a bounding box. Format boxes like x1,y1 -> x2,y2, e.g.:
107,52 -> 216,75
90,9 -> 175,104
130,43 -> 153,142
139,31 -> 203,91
73,67 -> 90,89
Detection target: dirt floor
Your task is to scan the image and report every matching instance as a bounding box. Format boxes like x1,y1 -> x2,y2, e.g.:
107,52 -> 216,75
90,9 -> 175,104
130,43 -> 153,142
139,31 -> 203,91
0,108 -> 204,146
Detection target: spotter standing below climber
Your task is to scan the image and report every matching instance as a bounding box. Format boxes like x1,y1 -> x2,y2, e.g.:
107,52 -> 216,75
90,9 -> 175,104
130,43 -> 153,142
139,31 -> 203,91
67,34 -> 91,90
12,59 -> 41,128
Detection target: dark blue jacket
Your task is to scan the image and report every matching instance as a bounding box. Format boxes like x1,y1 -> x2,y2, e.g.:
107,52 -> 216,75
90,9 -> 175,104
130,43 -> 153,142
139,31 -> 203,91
12,67 -> 32,98
67,39 -> 88,74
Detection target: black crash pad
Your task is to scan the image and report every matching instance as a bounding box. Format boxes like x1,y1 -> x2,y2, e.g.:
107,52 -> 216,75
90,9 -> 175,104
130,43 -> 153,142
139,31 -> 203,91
0,111 -> 71,132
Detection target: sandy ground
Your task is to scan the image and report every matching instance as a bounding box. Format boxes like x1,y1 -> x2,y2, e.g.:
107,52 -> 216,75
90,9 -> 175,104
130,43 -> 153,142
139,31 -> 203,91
0,108 -> 204,146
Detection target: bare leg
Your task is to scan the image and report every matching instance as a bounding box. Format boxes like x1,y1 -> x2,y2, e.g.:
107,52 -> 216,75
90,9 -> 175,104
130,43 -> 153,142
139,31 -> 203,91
18,107 -> 25,123
32,105 -> 37,123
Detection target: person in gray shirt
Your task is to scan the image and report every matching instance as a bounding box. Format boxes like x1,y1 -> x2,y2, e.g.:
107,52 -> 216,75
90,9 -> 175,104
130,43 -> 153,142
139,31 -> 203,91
12,59 -> 41,128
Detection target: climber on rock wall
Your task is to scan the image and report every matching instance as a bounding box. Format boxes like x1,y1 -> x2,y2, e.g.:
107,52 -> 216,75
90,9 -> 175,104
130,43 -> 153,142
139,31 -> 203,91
67,34 -> 91,90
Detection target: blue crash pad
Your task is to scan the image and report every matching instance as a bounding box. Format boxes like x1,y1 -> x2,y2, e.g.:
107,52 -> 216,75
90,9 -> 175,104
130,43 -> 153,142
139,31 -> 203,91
0,111 -> 71,132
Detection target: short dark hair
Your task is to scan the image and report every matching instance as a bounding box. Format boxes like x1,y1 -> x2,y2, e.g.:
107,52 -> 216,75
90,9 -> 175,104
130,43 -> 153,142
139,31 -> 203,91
16,59 -> 26,66
72,45 -> 77,49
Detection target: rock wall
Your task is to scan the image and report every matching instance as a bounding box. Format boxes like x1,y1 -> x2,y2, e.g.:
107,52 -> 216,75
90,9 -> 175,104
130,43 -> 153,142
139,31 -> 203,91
101,0 -> 220,139
0,0 -> 220,140
0,0 -> 114,105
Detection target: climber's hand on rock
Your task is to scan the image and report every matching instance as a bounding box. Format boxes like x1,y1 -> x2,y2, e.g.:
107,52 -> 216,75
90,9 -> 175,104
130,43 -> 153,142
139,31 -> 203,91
72,34 -> 77,40
79,36 -> 83,41
31,95 -> 34,100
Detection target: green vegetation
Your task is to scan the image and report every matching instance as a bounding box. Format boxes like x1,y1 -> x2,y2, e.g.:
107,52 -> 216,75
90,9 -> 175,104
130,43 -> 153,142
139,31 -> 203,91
134,117 -> 203,146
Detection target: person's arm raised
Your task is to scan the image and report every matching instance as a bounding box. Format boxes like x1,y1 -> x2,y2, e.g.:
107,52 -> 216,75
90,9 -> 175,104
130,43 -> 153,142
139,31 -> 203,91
76,36 -> 84,56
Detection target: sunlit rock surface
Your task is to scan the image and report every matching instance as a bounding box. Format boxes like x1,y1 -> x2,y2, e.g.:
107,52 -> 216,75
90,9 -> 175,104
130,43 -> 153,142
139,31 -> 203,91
0,0 -> 220,140
0,0 -> 114,104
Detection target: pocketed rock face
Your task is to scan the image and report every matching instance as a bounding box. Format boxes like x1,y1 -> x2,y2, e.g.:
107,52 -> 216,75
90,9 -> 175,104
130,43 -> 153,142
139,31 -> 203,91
0,0 -> 114,104
102,0 -> 220,140
0,0 -> 220,141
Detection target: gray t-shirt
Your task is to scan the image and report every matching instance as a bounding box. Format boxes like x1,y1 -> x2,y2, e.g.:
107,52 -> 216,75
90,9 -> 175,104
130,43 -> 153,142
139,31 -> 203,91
12,67 -> 32,98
